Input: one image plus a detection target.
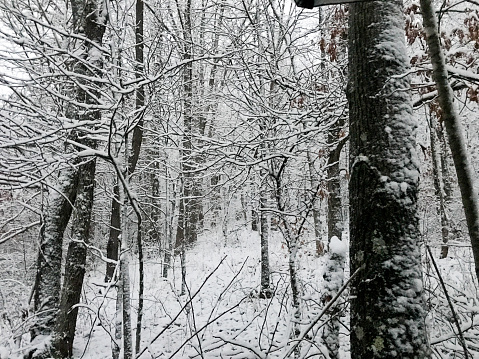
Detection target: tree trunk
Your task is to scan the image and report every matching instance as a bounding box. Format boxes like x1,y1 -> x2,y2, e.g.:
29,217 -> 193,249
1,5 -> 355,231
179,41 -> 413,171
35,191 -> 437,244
105,182 -> 120,282
348,1 -> 430,357
259,186 -> 271,298
306,150 -> 323,255
327,136 -> 345,243
48,0 -> 107,356
31,166 -> 78,339
163,163 -> 175,278
30,0 -> 108,345
120,180 -> 133,359
322,125 -> 346,359
51,158 -> 96,358
420,0 -> 479,278
175,0 -> 201,249
429,114 -> 450,258
321,239 -> 345,359
133,0 -> 145,353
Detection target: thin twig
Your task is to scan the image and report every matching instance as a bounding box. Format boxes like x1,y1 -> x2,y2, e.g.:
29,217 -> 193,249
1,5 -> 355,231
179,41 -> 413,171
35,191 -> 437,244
426,245 -> 469,358
284,266 -> 362,358
135,256 -> 227,358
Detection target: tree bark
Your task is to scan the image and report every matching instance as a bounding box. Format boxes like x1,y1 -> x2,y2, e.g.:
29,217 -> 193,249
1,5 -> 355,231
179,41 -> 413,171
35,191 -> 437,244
31,166 -> 78,339
120,183 -> 133,359
175,0 -> 201,249
429,115 -> 450,258
259,186 -> 271,298
30,0 -> 107,346
306,150 -> 323,255
105,182 -> 120,282
51,158 -> 96,358
133,0 -> 145,353
48,0 -> 107,356
348,1 -> 430,357
327,134 -> 345,242
420,0 -> 479,278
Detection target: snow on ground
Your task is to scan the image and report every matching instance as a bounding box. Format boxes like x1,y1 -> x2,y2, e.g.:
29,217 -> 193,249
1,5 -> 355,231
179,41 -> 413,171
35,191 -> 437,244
1,226 -> 478,358
72,227 -> 350,358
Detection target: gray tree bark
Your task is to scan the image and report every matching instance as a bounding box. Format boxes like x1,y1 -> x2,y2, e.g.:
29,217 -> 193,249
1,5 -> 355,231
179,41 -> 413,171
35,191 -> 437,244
429,115 -> 450,258
175,0 -> 202,250
29,1 -> 107,358
306,150 -> 324,255
348,1 -> 430,357
49,0 -> 107,357
259,182 -> 271,298
51,158 -> 96,358
31,167 -> 78,339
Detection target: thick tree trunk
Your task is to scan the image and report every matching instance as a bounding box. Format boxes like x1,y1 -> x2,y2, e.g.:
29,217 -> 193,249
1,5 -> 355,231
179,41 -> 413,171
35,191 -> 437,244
47,1 -> 107,357
31,166 -> 78,339
420,0 -> 479,278
348,1 -> 430,357
51,158 -> 96,358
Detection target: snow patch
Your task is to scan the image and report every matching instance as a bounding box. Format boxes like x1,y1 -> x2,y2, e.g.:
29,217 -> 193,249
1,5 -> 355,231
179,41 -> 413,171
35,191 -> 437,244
329,236 -> 347,256
0,347 -> 9,359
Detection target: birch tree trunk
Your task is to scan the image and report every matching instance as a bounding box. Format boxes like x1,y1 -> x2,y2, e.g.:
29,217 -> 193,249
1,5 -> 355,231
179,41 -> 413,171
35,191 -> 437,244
420,0 -> 479,279
348,1 -> 430,357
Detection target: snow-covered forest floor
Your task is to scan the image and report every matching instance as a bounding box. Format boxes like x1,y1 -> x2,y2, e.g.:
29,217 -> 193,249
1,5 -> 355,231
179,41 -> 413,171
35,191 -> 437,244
2,223 -> 478,358
72,228 -> 348,359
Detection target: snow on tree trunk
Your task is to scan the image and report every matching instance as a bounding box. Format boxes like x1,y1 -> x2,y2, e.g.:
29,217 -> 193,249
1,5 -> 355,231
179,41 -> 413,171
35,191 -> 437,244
31,166 -> 78,339
327,134 -> 345,243
419,0 -> 479,280
259,187 -> 271,298
51,157 -> 96,358
43,0 -> 107,356
348,1 -> 430,357
322,115 -> 346,359
120,182 -> 133,359
175,0 -> 202,250
321,236 -> 346,359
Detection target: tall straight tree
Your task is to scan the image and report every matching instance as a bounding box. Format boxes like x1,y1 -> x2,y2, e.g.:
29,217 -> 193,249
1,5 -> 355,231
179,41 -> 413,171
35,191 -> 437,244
175,0 -> 202,251
105,0 -> 146,284
419,0 -> 479,282
348,1 -> 430,357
